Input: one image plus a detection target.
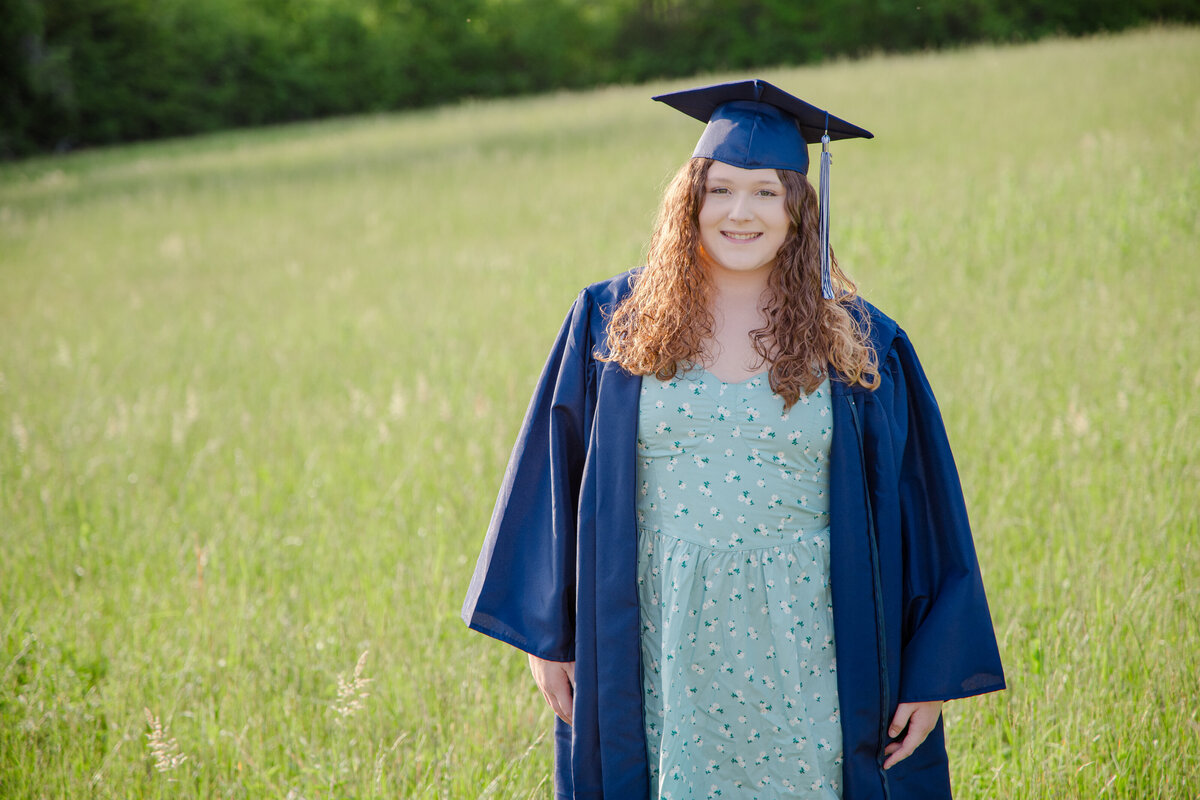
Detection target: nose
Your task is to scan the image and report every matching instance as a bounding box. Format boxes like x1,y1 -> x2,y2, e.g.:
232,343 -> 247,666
728,192 -> 753,221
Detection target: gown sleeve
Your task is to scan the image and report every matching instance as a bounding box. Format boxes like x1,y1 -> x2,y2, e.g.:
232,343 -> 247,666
460,291 -> 593,663
888,328 -> 1006,702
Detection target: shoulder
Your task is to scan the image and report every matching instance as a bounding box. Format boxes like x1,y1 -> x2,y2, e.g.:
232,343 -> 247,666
846,295 -> 904,361
579,268 -> 641,310
555,270 -> 641,358
844,296 -> 940,407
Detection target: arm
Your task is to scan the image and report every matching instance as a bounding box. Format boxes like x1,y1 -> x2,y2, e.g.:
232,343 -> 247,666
461,291 -> 593,660
891,329 -> 1005,702
867,327 -> 1003,768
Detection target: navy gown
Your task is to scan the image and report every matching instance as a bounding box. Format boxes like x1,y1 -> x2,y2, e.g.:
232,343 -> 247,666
463,270 -> 1005,800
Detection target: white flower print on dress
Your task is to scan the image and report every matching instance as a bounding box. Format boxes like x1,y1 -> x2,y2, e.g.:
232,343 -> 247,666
635,374 -> 840,798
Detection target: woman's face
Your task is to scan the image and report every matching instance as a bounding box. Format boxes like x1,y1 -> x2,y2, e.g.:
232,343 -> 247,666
697,161 -> 791,276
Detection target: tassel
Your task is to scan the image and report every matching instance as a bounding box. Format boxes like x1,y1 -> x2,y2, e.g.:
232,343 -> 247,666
819,129 -> 834,301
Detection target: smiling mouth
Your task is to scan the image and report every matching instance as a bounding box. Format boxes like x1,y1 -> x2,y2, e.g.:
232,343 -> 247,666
722,231 -> 762,241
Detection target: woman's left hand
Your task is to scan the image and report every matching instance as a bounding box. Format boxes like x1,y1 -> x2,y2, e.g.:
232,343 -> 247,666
882,700 -> 944,769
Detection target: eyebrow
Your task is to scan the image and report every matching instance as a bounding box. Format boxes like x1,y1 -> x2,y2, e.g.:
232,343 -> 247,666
706,178 -> 784,188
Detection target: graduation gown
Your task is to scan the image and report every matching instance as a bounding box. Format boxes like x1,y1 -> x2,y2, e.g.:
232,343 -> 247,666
462,271 -> 1005,800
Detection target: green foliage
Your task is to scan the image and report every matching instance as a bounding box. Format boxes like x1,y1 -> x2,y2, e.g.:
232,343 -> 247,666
1,28 -> 1199,798
3,0 -> 1200,155
0,0 -> 73,154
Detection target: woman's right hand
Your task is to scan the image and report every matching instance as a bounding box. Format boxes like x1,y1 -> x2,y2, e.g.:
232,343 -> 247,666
528,654 -> 576,725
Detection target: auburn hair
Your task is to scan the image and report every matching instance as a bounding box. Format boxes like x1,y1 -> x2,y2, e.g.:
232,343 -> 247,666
600,158 -> 880,406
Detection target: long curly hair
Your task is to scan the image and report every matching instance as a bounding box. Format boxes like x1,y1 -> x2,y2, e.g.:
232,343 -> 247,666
600,158 -> 880,406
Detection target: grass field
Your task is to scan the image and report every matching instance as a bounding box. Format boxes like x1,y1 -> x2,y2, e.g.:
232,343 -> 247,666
2,25 -> 1198,799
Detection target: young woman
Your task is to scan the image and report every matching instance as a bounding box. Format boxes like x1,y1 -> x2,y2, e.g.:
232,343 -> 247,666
463,79 -> 1004,800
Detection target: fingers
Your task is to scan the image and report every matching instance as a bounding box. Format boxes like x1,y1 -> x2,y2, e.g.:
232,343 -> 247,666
887,703 -> 916,740
883,701 -> 943,770
882,730 -> 920,769
540,686 -> 570,725
542,667 -> 573,726
528,654 -> 576,726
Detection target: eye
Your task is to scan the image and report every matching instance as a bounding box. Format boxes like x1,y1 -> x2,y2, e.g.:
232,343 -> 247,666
708,186 -> 730,194
756,188 -> 779,197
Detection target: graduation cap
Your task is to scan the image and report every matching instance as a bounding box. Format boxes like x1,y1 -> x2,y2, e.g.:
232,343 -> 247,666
653,79 -> 872,299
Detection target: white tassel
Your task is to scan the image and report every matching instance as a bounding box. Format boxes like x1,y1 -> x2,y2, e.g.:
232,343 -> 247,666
819,132 -> 834,300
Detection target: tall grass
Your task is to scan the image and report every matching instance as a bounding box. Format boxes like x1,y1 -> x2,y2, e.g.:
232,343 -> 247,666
1,26 -> 1197,799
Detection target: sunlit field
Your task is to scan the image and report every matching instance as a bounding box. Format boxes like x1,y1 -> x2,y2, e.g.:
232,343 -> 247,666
1,26 -> 1197,799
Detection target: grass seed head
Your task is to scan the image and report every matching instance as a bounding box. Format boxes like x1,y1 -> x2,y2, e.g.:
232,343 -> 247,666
144,708 -> 187,775
333,649 -> 372,721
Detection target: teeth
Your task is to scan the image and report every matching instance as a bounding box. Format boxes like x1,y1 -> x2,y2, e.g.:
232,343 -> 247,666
724,232 -> 760,240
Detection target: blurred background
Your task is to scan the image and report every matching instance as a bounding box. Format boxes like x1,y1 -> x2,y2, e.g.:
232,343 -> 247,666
2,2 -> 1198,798
3,0 -> 1199,157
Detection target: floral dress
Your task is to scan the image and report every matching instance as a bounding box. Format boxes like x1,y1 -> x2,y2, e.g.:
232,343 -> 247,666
636,368 -> 843,800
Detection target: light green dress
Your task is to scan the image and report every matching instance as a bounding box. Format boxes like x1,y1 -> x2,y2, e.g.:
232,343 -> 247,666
636,368 -> 843,800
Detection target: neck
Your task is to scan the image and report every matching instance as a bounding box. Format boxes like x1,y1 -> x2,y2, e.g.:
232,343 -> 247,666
703,259 -> 773,307
698,257 -> 775,380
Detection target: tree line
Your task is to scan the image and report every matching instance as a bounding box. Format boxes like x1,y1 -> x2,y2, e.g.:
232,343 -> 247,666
3,0 -> 1196,157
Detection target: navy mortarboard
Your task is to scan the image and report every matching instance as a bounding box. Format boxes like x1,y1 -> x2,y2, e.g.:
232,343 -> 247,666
654,79 -> 872,299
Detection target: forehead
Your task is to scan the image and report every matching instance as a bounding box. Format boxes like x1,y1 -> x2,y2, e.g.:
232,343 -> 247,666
706,161 -> 783,185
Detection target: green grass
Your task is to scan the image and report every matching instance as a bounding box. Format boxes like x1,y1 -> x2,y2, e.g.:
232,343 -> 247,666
2,25 -> 1198,799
